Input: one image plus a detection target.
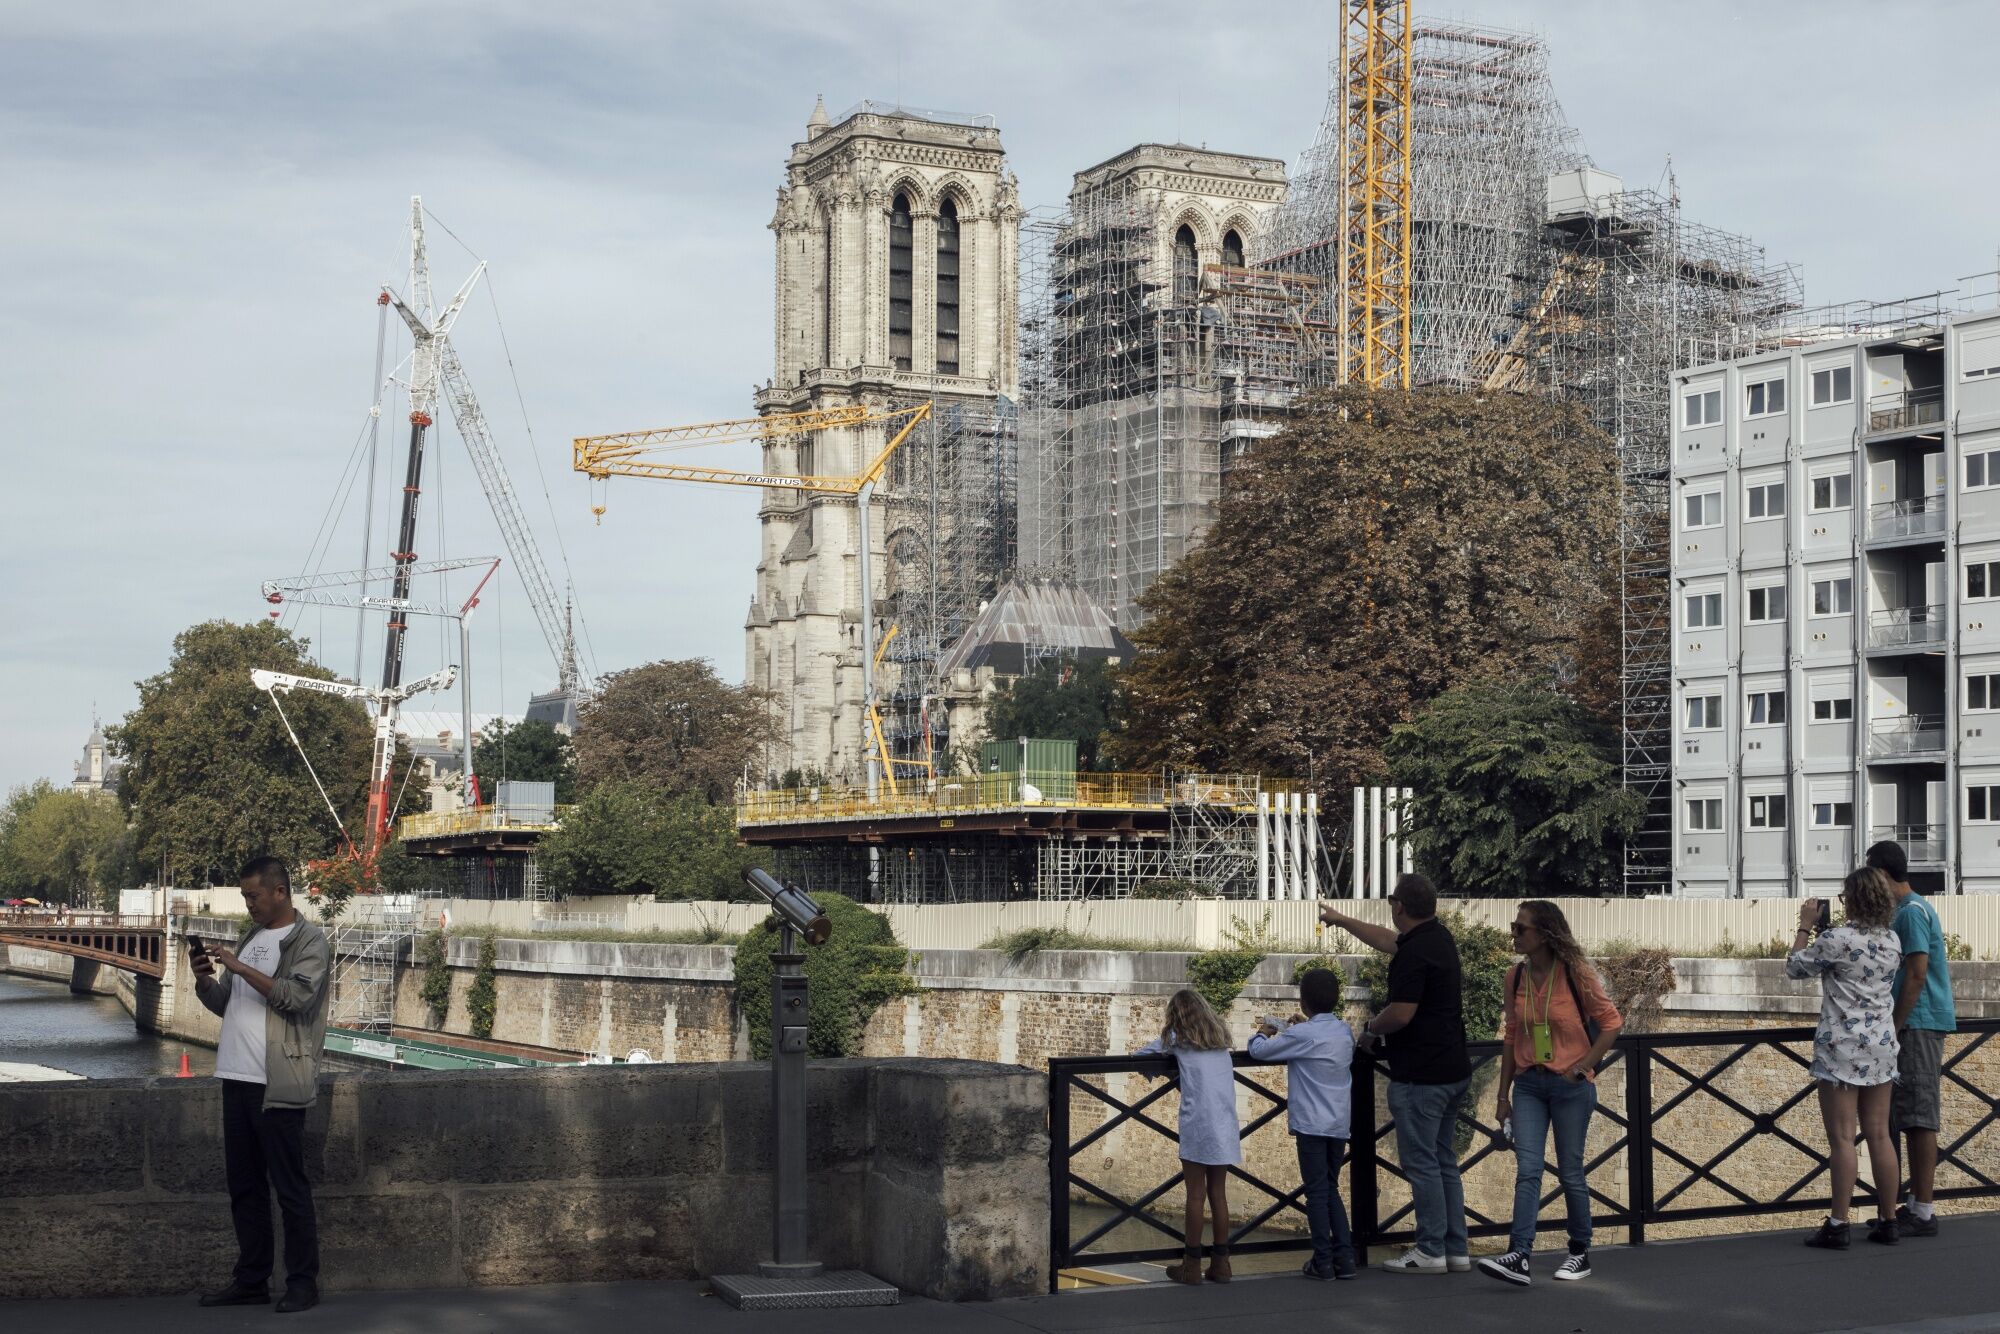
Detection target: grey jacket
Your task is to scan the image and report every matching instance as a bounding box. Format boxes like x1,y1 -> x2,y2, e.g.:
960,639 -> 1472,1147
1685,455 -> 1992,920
195,917 -> 332,1110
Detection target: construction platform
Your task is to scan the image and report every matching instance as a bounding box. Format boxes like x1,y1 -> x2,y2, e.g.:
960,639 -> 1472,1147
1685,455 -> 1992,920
396,804 -> 570,856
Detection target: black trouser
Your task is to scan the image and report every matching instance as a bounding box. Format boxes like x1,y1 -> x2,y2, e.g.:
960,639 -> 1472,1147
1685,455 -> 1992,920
221,1078 -> 318,1290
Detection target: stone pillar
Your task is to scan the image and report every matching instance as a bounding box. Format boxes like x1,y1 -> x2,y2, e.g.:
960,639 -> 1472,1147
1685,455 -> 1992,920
912,207 -> 937,375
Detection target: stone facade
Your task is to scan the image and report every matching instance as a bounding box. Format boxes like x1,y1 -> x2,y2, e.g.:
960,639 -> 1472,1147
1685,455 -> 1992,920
1067,143 -> 1288,285
747,100 -> 1022,780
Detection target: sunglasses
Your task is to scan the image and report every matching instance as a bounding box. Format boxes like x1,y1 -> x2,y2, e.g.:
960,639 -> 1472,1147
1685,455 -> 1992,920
1509,921 -> 1537,935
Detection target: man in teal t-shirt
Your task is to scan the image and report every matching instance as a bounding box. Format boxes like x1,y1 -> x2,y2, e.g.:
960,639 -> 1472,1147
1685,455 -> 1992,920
1867,841 -> 1955,1238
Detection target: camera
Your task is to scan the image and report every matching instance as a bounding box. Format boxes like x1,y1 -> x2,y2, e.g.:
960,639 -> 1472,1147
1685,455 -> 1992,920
743,868 -> 833,946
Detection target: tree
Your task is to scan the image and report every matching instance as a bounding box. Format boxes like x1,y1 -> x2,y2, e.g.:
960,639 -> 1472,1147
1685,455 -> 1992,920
1114,386 -> 1619,795
537,780 -> 766,900
983,657 -> 1122,770
1381,681 -> 1643,897
0,782 -> 136,908
473,718 -> 576,803
110,620 -> 424,884
571,659 -> 777,802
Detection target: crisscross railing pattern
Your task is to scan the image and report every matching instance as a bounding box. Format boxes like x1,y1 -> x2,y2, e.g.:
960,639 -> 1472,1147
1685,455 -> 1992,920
1048,1019 -> 2000,1289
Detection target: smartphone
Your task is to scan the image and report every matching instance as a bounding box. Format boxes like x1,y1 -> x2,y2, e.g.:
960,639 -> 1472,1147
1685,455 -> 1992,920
183,932 -> 211,968
1816,900 -> 1832,932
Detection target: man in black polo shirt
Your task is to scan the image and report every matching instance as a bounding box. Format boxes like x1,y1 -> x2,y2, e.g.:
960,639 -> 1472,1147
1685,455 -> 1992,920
1322,874 -> 1471,1274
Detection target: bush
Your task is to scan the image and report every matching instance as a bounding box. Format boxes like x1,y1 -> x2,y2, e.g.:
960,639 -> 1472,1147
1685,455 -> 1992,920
418,929 -> 451,1027
734,892 -> 920,1058
1944,931 -> 1974,963
983,925 -> 1168,959
1596,944 -> 1677,1033
1185,912 -> 1276,1015
1131,878 -> 1206,901
466,930 -> 498,1039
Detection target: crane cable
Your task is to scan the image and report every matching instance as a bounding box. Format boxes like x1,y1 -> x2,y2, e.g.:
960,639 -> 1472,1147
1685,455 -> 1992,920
261,686 -> 352,849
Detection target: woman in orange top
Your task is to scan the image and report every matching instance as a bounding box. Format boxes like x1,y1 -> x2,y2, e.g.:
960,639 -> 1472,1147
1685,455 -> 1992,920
1478,900 -> 1623,1289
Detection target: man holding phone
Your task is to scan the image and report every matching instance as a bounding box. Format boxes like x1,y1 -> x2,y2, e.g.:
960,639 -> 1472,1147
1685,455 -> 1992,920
189,856 -> 332,1314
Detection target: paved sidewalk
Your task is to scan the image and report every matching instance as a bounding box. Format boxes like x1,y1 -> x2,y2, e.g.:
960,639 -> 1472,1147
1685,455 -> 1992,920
9,1215 -> 1999,1334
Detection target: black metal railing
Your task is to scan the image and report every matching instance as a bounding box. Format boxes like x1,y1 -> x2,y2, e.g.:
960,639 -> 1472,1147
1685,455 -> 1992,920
1047,1019 -> 2000,1289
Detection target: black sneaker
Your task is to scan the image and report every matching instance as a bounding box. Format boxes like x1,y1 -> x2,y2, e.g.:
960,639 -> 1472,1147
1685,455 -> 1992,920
1553,1251 -> 1591,1281
1804,1219 -> 1851,1250
197,1282 -> 270,1307
1866,1217 -> 1899,1246
1477,1251 -> 1532,1287
275,1284 -> 320,1314
1896,1205 -> 1939,1238
1334,1255 -> 1359,1281
1301,1259 -> 1335,1282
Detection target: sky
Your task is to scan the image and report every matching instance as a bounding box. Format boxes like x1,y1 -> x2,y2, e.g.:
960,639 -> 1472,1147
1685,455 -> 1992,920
4,0 -> 1998,796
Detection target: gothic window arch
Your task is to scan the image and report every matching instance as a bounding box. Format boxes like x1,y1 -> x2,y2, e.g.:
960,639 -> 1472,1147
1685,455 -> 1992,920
936,195 -> 961,375
820,207 -> 834,367
1221,227 -> 1245,269
1172,224 -> 1199,304
888,191 -> 914,371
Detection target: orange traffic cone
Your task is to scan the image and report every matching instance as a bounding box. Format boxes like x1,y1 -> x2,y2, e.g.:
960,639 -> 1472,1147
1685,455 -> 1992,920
176,1051 -> 191,1078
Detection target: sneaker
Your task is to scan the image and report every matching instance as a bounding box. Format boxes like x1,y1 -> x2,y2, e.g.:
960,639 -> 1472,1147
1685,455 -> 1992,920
1896,1205 -> 1939,1238
1866,1217 -> 1899,1247
1803,1218 -> 1851,1250
1447,1254 -> 1472,1273
1478,1251 -> 1532,1286
1334,1256 -> 1359,1281
1552,1252 -> 1592,1281
196,1282 -> 270,1308
1301,1259 -> 1335,1282
1380,1246 -> 1448,1275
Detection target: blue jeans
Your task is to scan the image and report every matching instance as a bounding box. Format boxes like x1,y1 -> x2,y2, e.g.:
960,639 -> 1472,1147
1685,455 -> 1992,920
1387,1076 -> 1471,1258
1295,1135 -> 1355,1273
1508,1066 -> 1596,1255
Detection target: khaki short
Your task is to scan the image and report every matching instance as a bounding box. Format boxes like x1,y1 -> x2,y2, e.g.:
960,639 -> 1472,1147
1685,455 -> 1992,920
1891,1027 -> 1945,1135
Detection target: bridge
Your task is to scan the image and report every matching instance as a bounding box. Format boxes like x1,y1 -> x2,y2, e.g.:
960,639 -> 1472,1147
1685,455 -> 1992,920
0,912 -> 166,979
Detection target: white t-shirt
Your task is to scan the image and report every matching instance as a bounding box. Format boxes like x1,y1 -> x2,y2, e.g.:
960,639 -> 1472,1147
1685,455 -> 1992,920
213,921 -> 300,1085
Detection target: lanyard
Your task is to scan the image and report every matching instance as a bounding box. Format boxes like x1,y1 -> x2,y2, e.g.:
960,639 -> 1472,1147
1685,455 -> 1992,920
1527,963 -> 1558,1067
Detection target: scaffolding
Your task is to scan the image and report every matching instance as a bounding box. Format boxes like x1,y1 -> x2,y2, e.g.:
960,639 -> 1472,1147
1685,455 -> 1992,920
1540,185 -> 1803,893
1019,182 -> 1322,627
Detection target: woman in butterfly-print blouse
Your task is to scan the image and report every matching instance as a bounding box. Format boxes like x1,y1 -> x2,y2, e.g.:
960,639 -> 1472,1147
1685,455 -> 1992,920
1786,865 -> 1904,1249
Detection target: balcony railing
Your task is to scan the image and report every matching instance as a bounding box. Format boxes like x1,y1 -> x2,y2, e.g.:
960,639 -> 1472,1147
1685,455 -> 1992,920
1868,824 -> 1946,865
1867,604 -> 1946,649
1869,495 -> 1948,541
1869,388 -> 1945,434
1868,714 -> 1947,758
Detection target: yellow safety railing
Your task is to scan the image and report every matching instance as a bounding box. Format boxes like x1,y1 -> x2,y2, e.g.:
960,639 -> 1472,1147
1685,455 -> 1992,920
397,804 -> 573,841
735,773 -> 1304,826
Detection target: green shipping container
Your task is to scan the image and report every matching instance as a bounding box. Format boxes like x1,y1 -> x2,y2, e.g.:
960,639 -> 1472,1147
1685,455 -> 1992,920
976,738 -> 1078,803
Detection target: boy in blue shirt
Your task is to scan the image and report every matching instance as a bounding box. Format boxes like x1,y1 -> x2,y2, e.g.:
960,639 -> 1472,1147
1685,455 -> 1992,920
1867,841 -> 1957,1236
1250,967 -> 1359,1280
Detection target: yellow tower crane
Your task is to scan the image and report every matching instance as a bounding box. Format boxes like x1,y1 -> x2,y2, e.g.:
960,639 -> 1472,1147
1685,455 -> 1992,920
573,401 -> 933,798
1340,0 -> 1414,389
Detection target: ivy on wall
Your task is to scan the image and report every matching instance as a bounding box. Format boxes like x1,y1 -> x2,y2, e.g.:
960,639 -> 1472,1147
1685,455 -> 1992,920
417,929 -> 452,1028
466,930 -> 498,1039
733,892 -> 920,1058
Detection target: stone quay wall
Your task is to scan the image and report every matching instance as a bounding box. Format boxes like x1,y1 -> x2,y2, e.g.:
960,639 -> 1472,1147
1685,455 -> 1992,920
0,1059 -> 1047,1302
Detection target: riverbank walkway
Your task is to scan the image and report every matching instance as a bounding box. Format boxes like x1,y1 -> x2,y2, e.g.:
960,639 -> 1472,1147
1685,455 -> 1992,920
9,1212 -> 1999,1333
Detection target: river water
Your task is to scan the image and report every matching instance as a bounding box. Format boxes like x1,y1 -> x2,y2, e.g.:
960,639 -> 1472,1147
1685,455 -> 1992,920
0,973 -> 213,1079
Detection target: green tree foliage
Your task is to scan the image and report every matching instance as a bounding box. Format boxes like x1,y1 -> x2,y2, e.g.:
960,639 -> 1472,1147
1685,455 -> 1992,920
1356,912 -> 1514,1041
1382,681 -> 1643,897
472,718 -> 576,804
1114,387 -> 1618,794
466,930 -> 498,1039
418,929 -> 453,1027
734,892 -> 920,1058
983,657 -> 1122,771
571,659 -> 777,801
0,782 -> 137,908
538,780 -> 765,900
110,621 -> 422,883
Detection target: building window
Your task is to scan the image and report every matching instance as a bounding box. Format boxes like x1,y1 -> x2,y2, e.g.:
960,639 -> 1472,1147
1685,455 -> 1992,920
1747,585 -> 1787,623
1968,672 -> 2000,710
1811,576 -> 1853,616
1810,365 -> 1853,406
1967,449 -> 2000,489
1746,480 -> 1785,519
1969,560 -> 2000,600
1746,688 -> 1786,726
1811,797 -> 1854,828
1221,228 -> 1245,268
1684,389 -> 1722,427
1684,693 -> 1723,730
1173,224 -> 1199,304
1812,693 -> 1853,722
1683,489 -> 1722,529
1685,798 -> 1723,833
1746,375 -> 1787,417
1683,589 -> 1723,629
1964,332 -> 2000,380
888,192 -> 914,372
1748,794 -> 1788,829
1971,785 -> 2000,822
935,196 -> 960,376
1810,471 -> 1853,511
